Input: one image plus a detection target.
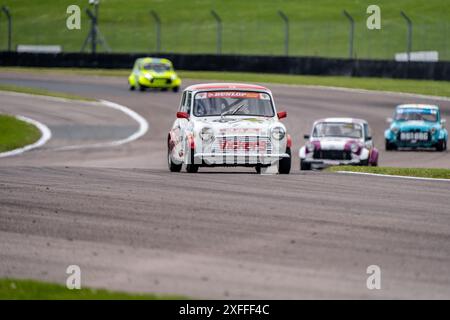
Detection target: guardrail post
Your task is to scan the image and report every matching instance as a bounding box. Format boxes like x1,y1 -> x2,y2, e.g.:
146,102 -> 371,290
343,10 -> 355,59
1,6 -> 12,51
278,10 -> 289,56
81,1 -> 110,54
400,11 -> 413,62
211,10 -> 222,55
150,10 -> 161,53
89,7 -> 97,54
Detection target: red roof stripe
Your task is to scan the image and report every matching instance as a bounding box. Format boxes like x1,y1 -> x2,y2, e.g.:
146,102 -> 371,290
186,83 -> 270,91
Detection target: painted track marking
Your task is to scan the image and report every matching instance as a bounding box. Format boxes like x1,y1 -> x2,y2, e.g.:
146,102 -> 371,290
57,99 -> 149,151
336,170 -> 450,182
0,115 -> 52,158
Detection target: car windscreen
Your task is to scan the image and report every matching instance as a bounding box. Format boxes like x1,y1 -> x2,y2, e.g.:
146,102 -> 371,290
193,91 -> 275,117
142,63 -> 171,72
312,122 -> 363,139
394,108 -> 438,122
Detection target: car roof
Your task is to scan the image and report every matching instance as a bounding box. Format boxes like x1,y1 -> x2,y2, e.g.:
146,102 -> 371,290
185,83 -> 271,92
314,117 -> 368,125
396,104 -> 439,110
137,57 -> 172,65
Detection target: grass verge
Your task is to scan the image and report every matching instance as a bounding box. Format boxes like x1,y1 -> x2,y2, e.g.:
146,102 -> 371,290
0,83 -> 94,101
1,0 -> 448,60
2,67 -> 450,98
0,115 -> 41,153
0,278 -> 187,300
327,166 -> 450,179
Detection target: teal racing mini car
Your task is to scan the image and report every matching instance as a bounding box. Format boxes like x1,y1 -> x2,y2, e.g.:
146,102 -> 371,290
385,104 -> 448,151
128,57 -> 181,92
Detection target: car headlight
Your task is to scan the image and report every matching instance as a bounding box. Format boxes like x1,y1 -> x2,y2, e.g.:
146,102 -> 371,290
271,127 -> 285,140
391,127 -> 399,134
144,73 -> 153,81
170,74 -> 177,80
200,127 -> 214,142
306,142 -> 315,152
350,143 -> 359,154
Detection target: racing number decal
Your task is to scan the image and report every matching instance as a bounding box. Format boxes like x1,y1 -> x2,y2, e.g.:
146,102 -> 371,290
220,140 -> 267,151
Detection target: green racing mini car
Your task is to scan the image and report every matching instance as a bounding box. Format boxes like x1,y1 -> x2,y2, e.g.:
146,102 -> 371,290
128,57 -> 181,92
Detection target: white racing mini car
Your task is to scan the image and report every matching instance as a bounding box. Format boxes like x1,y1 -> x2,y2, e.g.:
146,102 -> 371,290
167,83 -> 292,173
299,118 -> 379,170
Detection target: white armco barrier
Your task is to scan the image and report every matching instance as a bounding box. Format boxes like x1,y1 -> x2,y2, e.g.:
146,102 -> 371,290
395,51 -> 439,62
17,45 -> 62,54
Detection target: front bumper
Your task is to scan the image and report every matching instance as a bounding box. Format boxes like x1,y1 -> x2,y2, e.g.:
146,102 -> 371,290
193,152 -> 289,166
139,77 -> 181,88
388,139 -> 437,148
302,158 -> 363,168
386,130 -> 439,148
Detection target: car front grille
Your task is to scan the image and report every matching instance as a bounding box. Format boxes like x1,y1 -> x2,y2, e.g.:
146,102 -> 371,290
313,150 -> 351,160
151,78 -> 171,84
397,129 -> 431,142
211,136 -> 273,155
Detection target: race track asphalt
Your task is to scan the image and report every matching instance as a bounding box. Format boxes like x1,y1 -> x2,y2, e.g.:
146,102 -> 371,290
0,71 -> 449,299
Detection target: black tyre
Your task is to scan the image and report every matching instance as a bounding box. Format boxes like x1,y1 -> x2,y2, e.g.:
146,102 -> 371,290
185,148 -> 199,173
138,84 -> 146,92
436,139 -> 447,152
360,159 -> 369,166
255,166 -> 261,174
129,84 -> 135,91
300,159 -> 311,171
168,148 -> 182,172
385,139 -> 397,151
172,86 -> 180,93
278,148 -> 291,174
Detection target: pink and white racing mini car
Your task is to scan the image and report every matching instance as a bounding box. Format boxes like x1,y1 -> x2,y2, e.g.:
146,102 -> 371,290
299,118 -> 379,170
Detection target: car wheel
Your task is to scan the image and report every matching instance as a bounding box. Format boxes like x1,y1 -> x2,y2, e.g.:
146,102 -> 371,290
300,159 -> 311,171
255,166 -> 261,174
185,148 -> 199,173
278,148 -> 291,174
436,139 -> 447,152
385,139 -> 396,151
168,148 -> 182,172
129,84 -> 135,91
161,88 -> 168,92
172,86 -> 180,93
360,159 -> 369,166
138,84 -> 145,92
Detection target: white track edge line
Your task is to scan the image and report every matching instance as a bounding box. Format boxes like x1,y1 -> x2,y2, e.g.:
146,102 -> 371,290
56,99 -> 149,151
0,89 -> 101,105
0,115 -> 52,158
336,170 -> 450,182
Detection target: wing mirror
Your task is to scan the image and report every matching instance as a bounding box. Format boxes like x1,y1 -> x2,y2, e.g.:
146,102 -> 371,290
176,111 -> 189,119
386,117 -> 393,123
303,134 -> 310,140
277,111 -> 287,119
